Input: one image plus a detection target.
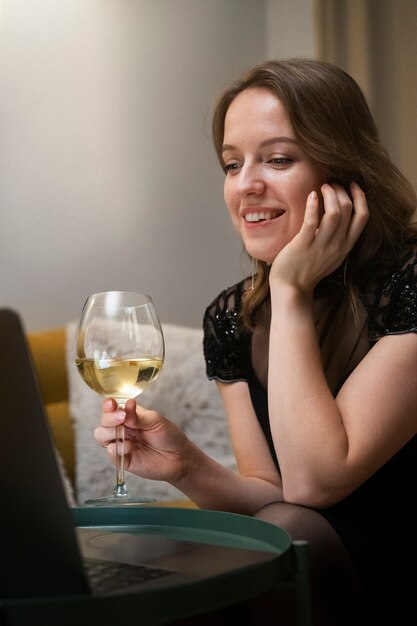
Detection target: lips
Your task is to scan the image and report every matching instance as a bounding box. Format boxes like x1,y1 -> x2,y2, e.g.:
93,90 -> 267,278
244,209 -> 284,222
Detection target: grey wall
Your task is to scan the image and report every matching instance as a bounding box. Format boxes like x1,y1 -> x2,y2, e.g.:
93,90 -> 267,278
0,0 -> 314,331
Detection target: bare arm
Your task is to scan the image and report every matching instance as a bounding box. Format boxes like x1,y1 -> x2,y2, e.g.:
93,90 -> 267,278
268,183 -> 417,507
174,380 -> 284,512
95,388 -> 283,515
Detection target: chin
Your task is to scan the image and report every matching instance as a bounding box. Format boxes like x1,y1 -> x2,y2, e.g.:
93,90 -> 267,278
245,236 -> 290,264
245,246 -> 278,265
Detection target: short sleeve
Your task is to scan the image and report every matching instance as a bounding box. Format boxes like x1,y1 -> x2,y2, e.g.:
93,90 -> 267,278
203,282 -> 250,382
367,247 -> 417,340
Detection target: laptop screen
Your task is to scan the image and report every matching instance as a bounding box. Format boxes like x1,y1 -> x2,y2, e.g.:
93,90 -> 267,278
0,308 -> 89,599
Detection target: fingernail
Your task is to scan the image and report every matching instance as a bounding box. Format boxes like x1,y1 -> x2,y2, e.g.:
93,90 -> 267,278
104,399 -> 113,410
310,190 -> 317,200
115,411 -> 125,422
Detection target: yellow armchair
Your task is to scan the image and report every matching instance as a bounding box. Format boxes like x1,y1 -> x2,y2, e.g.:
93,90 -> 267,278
28,327 -> 76,485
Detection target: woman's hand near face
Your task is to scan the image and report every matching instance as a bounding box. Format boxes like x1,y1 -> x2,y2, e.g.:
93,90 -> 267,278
269,182 -> 369,293
94,398 -> 192,483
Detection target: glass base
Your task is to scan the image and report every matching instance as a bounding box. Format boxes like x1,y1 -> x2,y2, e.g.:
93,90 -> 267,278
84,494 -> 157,507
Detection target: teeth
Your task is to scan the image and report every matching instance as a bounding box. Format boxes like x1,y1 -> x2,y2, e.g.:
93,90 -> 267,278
245,211 -> 278,222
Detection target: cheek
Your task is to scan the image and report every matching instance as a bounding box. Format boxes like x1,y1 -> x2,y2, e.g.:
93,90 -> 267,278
223,183 -> 240,228
227,207 -> 241,234
224,181 -> 239,212
291,174 -> 325,222
223,179 -> 233,208
289,189 -> 309,225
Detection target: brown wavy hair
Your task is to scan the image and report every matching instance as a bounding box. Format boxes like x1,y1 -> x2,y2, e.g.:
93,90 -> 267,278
211,58 -> 417,330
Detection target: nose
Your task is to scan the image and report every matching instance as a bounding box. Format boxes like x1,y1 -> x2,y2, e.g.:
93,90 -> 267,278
238,162 -> 266,196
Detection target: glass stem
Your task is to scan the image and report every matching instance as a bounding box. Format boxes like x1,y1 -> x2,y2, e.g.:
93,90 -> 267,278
114,423 -> 128,497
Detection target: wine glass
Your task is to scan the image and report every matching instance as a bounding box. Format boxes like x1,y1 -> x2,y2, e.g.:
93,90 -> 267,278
74,291 -> 165,505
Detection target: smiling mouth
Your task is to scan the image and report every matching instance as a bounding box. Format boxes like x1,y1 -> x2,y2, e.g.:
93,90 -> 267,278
244,210 -> 284,223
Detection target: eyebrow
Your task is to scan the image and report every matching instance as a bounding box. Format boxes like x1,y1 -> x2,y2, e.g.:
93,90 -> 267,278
222,136 -> 299,154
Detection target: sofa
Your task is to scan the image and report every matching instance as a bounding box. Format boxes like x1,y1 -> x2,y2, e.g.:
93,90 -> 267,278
27,327 -> 76,483
27,322 -> 236,506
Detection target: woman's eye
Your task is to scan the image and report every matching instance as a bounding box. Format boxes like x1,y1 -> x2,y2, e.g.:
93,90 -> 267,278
268,157 -> 291,165
224,162 -> 241,172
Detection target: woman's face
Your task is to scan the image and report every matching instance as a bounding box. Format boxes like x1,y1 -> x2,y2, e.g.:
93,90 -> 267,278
222,87 -> 327,263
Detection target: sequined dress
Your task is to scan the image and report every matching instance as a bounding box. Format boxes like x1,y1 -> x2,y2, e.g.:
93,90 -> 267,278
203,247 -> 417,595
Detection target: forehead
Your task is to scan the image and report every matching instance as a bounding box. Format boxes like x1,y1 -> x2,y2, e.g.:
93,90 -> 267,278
224,87 -> 294,139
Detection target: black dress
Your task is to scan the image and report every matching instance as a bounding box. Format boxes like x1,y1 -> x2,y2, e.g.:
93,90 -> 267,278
203,247 -> 417,620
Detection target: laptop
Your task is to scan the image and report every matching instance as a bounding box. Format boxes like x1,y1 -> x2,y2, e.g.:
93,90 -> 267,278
0,308 -> 279,605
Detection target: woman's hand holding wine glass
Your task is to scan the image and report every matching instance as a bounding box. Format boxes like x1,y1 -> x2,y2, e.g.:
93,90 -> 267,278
74,291 -> 165,505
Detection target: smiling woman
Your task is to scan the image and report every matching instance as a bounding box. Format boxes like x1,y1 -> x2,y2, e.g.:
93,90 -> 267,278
94,58 -> 417,626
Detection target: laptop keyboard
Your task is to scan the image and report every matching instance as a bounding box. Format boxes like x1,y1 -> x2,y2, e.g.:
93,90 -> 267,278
84,557 -> 176,594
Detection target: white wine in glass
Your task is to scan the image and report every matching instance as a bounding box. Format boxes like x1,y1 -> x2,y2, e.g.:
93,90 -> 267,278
74,291 -> 165,505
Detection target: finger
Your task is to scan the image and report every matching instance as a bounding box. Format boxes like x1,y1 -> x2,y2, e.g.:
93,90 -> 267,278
103,397 -> 118,412
347,182 -> 369,244
101,437 -> 137,467
298,190 -> 320,243
94,425 -> 116,448
93,427 -> 136,453
101,408 -> 126,427
319,183 -> 353,239
331,183 -> 354,220
124,398 -> 138,424
132,404 -> 161,430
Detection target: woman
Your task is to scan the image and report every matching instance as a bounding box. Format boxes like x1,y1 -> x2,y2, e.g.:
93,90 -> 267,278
96,59 -> 417,625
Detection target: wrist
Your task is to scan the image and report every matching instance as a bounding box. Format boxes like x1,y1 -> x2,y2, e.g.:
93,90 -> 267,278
172,438 -> 202,488
269,283 -> 315,337
270,280 -> 313,308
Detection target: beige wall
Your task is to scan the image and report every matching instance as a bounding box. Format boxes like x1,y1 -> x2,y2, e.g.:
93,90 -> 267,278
0,0 -> 314,331
266,0 -> 315,58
